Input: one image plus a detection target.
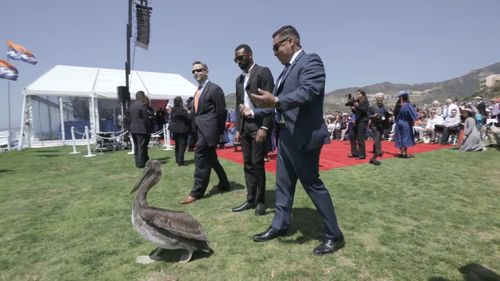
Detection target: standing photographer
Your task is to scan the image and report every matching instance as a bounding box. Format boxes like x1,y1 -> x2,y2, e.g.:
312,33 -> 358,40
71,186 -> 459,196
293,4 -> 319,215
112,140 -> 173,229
368,92 -> 391,165
347,89 -> 370,159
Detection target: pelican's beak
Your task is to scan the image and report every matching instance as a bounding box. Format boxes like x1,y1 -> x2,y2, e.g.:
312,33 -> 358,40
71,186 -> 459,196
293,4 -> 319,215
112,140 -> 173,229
131,165 -> 152,194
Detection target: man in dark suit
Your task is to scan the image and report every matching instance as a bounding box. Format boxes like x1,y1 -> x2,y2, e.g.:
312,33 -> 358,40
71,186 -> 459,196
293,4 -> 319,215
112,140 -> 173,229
128,91 -> 151,168
242,25 -> 345,255
232,44 -> 274,216
180,61 -> 230,204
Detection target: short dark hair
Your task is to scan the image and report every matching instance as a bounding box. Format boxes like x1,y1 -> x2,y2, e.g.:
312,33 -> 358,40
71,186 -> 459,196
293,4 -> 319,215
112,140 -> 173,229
356,89 -> 366,96
192,60 -> 208,71
234,44 -> 252,53
273,25 -> 300,40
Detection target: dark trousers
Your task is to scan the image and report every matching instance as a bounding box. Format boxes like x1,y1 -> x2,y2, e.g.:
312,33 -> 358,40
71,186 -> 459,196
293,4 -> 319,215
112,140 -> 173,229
190,145 -> 229,198
132,133 -> 150,168
272,129 -> 343,241
240,129 -> 267,204
371,126 -> 383,157
441,125 -> 460,144
173,132 -> 188,165
350,121 -> 368,157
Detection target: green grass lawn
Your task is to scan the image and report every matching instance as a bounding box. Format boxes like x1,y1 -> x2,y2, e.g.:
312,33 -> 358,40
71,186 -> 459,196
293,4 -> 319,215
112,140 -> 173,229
0,145 -> 499,281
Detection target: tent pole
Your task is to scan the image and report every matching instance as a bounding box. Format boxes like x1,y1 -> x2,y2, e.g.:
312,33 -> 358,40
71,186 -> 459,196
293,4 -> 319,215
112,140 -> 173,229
18,92 -> 27,150
126,0 -> 132,89
59,97 -> 65,144
7,58 -> 12,148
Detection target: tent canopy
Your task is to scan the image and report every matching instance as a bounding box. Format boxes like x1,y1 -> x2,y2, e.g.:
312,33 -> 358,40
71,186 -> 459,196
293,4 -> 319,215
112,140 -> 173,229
24,65 -> 197,100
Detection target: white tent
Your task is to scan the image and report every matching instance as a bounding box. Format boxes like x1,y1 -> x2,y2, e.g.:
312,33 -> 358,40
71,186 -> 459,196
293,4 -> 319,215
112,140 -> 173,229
19,65 -> 196,148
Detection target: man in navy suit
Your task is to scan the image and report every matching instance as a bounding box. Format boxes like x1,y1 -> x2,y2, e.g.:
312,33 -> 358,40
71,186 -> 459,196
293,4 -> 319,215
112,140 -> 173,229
180,61 -> 230,204
242,25 -> 345,255
232,44 -> 274,216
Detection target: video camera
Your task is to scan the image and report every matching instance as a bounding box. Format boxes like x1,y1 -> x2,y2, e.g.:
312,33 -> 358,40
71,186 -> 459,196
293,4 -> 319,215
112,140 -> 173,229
345,93 -> 356,107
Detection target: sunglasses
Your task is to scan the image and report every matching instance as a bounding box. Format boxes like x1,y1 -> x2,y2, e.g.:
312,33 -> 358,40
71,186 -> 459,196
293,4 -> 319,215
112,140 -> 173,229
273,37 -> 289,51
234,55 -> 246,63
192,68 -> 205,74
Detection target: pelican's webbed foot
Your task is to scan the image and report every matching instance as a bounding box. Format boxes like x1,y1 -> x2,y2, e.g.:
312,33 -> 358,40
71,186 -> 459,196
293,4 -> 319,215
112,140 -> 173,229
178,249 -> 193,263
135,248 -> 165,264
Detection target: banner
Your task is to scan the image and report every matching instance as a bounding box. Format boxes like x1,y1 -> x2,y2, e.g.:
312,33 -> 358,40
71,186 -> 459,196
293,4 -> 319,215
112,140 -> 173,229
6,40 -> 38,65
0,60 -> 19,81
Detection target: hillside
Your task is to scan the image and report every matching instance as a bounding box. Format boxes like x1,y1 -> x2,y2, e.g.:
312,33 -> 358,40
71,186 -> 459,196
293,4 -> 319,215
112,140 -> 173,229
225,61 -> 500,111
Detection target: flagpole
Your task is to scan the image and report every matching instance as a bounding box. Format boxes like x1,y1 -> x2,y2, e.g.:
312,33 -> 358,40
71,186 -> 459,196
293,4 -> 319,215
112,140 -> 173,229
6,56 -> 12,147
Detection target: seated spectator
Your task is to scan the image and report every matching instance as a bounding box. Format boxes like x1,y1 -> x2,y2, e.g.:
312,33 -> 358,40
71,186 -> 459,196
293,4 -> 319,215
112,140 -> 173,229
485,113 -> 500,148
330,114 -> 344,140
435,108 -> 460,144
413,111 -> 428,143
490,98 -> 500,119
459,107 -> 486,152
431,100 -> 443,116
425,110 -> 444,143
340,113 -> 351,140
442,98 -> 460,120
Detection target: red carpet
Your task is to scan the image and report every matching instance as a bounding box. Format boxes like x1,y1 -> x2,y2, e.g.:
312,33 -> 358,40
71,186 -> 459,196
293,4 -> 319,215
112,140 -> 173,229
216,140 -> 452,174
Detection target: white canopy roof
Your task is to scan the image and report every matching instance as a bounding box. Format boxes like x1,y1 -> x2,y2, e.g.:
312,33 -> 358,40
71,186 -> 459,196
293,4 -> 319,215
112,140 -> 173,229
24,65 -> 197,100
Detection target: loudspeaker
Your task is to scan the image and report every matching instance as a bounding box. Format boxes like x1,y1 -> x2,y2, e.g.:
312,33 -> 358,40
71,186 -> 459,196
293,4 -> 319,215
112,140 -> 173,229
136,3 -> 152,49
117,86 -> 130,105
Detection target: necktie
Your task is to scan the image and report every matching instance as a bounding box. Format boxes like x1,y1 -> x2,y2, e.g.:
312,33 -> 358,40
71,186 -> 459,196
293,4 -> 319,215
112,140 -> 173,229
194,87 -> 201,113
277,63 -> 290,89
242,73 -> 253,110
275,64 -> 290,126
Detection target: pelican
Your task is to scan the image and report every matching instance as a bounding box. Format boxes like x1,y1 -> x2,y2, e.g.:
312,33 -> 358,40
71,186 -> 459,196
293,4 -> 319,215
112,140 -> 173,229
130,160 -> 211,263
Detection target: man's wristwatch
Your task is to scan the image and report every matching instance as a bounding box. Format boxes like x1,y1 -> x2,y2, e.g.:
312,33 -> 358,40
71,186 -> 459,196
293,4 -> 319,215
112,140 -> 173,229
274,97 -> 281,109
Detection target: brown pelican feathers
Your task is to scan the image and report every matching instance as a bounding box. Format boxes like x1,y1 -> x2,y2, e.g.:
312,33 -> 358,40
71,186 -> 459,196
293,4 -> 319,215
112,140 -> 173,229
130,160 -> 211,263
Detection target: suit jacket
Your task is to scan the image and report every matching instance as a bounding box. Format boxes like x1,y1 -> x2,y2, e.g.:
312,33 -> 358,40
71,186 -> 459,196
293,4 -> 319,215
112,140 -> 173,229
128,100 -> 150,134
235,64 -> 274,133
194,81 -> 227,146
255,51 -> 329,151
169,106 -> 191,134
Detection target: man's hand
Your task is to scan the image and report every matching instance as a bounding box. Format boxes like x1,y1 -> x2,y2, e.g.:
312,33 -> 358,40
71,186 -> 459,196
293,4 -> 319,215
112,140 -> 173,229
239,104 -> 253,117
251,88 -> 276,108
255,128 -> 267,143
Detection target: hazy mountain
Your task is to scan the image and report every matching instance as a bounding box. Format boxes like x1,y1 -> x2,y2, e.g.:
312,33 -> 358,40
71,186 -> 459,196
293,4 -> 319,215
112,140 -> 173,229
225,61 -> 500,111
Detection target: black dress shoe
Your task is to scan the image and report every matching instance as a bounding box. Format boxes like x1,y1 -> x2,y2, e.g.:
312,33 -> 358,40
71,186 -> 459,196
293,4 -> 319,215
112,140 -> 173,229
255,203 -> 266,216
369,158 -> 381,165
232,201 -> 256,212
253,227 -> 287,242
347,153 -> 359,158
313,237 -> 345,256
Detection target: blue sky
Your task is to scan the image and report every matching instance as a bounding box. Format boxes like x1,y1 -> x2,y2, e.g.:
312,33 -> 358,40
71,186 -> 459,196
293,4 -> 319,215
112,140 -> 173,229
1,0 -> 500,129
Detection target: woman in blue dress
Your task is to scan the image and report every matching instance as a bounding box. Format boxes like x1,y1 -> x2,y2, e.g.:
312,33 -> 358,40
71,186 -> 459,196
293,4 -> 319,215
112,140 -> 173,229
393,91 -> 419,158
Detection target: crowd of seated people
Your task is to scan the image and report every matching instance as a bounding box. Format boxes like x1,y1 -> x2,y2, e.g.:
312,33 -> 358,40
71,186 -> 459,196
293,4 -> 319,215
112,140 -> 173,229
322,95 -> 500,149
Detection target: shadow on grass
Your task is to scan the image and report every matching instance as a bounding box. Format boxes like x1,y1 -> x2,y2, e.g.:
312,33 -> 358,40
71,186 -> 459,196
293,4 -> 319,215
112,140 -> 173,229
153,156 -> 171,165
204,181 -> 245,199
146,248 -> 213,263
265,190 -> 276,208
0,169 -> 14,173
36,154 -> 63,158
280,207 -> 325,244
35,150 -> 60,153
177,159 -> 195,166
429,263 -> 500,281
